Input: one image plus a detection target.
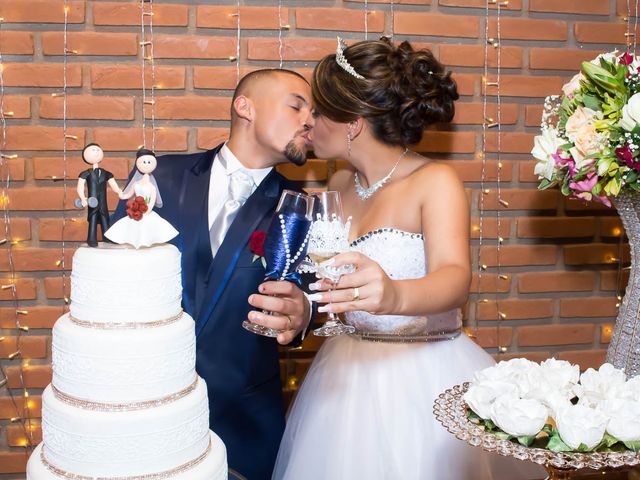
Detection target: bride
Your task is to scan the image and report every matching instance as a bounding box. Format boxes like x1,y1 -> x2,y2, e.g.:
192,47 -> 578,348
272,38 -> 544,479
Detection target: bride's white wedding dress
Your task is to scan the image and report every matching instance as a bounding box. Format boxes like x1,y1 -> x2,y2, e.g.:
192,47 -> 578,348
273,228 -> 545,480
105,183 -> 178,249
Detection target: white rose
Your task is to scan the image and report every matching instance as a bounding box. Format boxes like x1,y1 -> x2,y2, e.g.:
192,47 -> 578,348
556,404 -> 608,450
473,358 -> 540,396
539,358 -> 580,394
464,380 -> 518,420
601,398 -> 640,442
611,376 -> 640,401
574,363 -> 627,409
490,395 -> 548,438
620,93 -> 640,131
532,128 -> 565,181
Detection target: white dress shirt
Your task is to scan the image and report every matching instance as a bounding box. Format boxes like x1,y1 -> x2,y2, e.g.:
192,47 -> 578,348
208,143 -> 273,230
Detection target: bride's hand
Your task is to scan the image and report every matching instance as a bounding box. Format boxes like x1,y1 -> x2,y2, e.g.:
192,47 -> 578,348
309,252 -> 400,315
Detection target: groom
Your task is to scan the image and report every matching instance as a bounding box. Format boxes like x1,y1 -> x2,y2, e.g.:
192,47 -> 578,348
113,69 -> 315,479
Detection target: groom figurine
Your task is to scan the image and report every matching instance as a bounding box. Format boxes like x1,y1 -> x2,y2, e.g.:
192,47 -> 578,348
113,69 -> 315,479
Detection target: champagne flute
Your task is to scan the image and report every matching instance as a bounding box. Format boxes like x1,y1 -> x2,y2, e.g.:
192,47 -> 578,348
308,191 -> 356,337
242,190 -> 314,337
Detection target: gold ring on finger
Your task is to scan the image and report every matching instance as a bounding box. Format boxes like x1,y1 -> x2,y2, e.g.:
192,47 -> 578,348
353,287 -> 360,301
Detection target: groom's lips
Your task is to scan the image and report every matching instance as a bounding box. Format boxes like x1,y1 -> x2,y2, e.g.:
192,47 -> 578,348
301,132 -> 313,147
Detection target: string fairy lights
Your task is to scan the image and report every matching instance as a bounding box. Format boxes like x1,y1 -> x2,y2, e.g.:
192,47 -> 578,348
0,11 -> 34,450
140,0 -> 156,150
474,0 -> 506,355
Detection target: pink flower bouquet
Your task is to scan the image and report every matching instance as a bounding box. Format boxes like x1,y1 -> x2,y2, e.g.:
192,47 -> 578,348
533,51 -> 640,207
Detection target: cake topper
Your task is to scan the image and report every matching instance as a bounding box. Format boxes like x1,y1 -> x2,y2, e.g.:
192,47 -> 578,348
104,149 -> 178,249
76,143 -> 123,247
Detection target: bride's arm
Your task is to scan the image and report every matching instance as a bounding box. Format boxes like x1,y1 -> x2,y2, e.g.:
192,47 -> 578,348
313,163 -> 471,317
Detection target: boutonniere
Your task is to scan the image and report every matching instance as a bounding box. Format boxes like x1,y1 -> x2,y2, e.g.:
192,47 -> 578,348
249,230 -> 267,268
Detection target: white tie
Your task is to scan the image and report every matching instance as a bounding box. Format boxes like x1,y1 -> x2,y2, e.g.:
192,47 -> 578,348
209,169 -> 254,259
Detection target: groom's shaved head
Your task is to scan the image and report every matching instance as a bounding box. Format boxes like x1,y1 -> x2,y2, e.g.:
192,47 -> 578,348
232,69 -> 308,105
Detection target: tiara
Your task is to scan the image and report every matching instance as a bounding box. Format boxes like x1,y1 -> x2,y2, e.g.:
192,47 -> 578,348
336,37 -> 365,80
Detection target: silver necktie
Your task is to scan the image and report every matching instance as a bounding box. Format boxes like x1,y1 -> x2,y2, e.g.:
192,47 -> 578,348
209,169 -> 254,259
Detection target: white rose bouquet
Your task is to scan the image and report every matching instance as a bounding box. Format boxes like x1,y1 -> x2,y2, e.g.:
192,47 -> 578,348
533,51 -> 640,206
464,360 -> 640,453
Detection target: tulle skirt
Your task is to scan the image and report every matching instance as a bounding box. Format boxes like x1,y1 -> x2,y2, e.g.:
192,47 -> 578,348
104,211 -> 178,249
273,334 -> 545,480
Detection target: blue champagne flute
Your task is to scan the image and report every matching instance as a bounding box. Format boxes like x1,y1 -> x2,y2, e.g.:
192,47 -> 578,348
242,190 -> 314,337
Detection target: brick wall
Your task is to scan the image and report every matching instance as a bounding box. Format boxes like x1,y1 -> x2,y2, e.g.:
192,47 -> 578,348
0,0 -> 629,476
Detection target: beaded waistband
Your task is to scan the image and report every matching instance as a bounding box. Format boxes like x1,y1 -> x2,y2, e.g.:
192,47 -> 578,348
353,327 -> 462,343
51,376 -> 199,412
68,310 -> 183,330
41,437 -> 212,480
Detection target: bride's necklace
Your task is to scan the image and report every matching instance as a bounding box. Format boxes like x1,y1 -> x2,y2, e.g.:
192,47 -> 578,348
354,148 -> 408,200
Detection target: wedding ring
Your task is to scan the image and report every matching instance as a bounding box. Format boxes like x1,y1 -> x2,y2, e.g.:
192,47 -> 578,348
353,287 -> 360,300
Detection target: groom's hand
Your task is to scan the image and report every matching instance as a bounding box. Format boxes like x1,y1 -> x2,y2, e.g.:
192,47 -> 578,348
247,281 -> 311,345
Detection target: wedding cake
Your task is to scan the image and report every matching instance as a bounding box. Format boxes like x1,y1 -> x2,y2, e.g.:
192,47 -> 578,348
27,244 -> 227,479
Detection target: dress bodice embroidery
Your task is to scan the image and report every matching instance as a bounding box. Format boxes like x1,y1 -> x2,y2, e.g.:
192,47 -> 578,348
345,228 -> 462,338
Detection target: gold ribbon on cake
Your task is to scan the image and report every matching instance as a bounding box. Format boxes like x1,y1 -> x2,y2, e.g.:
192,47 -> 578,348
68,310 -> 183,329
40,437 -> 212,480
51,377 -> 199,412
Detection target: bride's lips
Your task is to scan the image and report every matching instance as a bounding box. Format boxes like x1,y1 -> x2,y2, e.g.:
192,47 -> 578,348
301,131 -> 313,147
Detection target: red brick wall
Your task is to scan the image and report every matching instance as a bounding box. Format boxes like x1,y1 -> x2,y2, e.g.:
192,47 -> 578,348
0,0 -> 629,476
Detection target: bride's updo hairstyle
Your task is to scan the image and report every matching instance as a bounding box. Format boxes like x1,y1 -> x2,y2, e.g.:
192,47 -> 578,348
312,37 -> 459,146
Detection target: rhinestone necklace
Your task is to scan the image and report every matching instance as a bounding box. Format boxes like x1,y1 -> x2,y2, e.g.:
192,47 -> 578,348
354,147 -> 408,200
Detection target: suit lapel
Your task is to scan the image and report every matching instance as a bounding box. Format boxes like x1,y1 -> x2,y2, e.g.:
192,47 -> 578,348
178,146 -> 219,318
195,170 -> 281,337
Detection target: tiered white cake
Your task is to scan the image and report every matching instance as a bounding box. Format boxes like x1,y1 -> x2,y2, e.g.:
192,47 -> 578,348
27,244 -> 227,480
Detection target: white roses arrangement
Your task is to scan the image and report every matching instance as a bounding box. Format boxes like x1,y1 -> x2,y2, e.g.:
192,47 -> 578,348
464,359 -> 640,452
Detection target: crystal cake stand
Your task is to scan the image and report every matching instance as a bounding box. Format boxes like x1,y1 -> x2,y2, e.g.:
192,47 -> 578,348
433,383 -> 640,480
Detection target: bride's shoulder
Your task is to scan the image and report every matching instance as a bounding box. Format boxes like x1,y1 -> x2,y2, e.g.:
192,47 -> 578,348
407,159 -> 462,189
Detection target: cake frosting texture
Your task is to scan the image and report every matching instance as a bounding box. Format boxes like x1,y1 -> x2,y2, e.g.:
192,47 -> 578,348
27,244 -> 227,480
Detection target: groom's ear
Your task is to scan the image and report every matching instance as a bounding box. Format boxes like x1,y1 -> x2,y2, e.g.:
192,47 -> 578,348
349,118 -> 365,139
232,95 -> 254,124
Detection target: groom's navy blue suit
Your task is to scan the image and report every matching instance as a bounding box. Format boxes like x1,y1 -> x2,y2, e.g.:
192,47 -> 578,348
113,143 -> 308,480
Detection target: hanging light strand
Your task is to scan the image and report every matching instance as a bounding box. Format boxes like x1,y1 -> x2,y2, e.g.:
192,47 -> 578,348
364,0 -> 369,41
389,0 -> 395,40
60,0 -> 70,311
140,0 -> 148,148
278,0 -> 284,69
495,0 -> 505,356
0,11 -> 34,450
235,2 -> 241,85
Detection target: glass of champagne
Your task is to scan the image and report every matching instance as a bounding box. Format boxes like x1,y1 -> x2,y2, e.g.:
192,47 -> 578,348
308,191 -> 356,337
242,190 -> 314,337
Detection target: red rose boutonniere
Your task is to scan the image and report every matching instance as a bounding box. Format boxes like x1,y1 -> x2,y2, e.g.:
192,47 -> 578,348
126,196 -> 148,221
249,231 -> 267,268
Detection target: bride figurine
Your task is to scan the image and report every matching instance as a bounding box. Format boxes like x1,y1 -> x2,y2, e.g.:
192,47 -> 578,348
104,148 -> 178,249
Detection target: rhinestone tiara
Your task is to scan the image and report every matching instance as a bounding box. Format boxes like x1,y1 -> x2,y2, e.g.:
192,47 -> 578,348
336,37 -> 365,80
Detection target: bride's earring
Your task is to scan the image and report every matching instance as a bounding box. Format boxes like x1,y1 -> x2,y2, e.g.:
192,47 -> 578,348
347,131 -> 352,158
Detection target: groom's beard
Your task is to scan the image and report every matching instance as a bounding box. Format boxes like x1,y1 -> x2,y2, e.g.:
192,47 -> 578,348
283,131 -> 308,166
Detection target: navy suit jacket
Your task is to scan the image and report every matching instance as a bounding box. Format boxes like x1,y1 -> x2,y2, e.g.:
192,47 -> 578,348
113,144 -> 310,480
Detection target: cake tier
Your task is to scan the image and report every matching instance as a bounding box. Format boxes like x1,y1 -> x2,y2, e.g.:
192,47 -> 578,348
70,244 -> 182,324
39,378 -> 211,478
27,431 -> 227,480
52,312 -> 196,403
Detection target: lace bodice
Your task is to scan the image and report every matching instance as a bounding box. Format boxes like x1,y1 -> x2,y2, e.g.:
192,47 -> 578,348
134,183 -> 152,202
345,228 -> 462,338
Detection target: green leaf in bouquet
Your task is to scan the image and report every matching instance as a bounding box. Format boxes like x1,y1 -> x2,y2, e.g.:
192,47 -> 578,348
576,443 -> 595,453
582,94 -> 601,111
494,430 -> 512,441
467,409 -> 481,422
602,433 -> 621,448
561,182 -> 571,196
604,176 -> 623,196
558,142 -> 573,151
517,435 -> 536,447
592,182 -> 603,195
623,440 -> 640,452
547,430 -> 573,453
483,419 -> 497,431
627,170 -> 638,184
582,62 -> 626,96
597,158 -> 614,177
630,181 -> 640,192
538,178 -> 556,190
542,424 -> 554,436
